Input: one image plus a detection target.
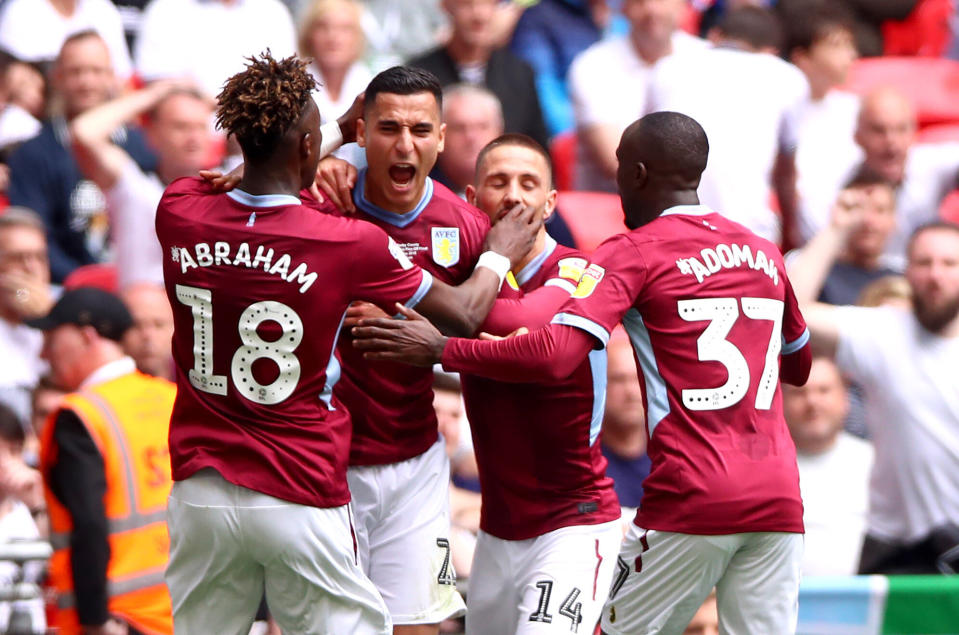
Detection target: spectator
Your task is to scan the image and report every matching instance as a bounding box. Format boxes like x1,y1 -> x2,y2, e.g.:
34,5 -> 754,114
509,0 -> 603,136
134,0 -> 296,98
31,287 -> 175,634
798,221 -> 959,574
777,0 -> 918,58
7,31 -> 156,283
0,402 -> 45,635
430,83 -> 504,198
299,0 -> 371,167
787,170 -> 900,307
70,80 -> 214,288
1,57 -> 45,121
0,57 -> 42,153
360,0 -> 448,71
408,0 -> 550,151
0,208 -> 53,426
784,356 -> 873,576
568,0 -> 706,192
846,88 -> 959,268
120,282 -> 174,381
601,331 -> 651,511
787,4 -> 862,243
858,274 -> 911,309
645,6 -> 807,246
0,0 -> 132,80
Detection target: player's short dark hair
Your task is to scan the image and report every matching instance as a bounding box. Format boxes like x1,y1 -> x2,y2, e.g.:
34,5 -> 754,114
215,52 -> 317,162
717,7 -> 785,53
475,133 -> 553,186
907,220 -> 959,259
635,111 -> 709,183
364,66 -> 443,112
784,4 -> 855,55
844,166 -> 895,191
0,402 -> 25,447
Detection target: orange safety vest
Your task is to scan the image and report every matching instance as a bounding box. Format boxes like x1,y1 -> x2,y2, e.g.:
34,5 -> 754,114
40,370 -> 176,635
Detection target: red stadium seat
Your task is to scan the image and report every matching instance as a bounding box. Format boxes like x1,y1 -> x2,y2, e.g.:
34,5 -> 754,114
550,132 -> 577,192
940,190 -> 959,225
62,263 -> 119,293
844,57 -> 959,128
882,0 -> 953,58
555,191 -> 627,254
918,123 -> 959,144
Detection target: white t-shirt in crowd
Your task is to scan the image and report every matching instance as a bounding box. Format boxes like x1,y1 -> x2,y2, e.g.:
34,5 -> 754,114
0,105 -> 40,151
886,143 -> 959,267
0,0 -> 132,79
309,62 -> 372,168
795,90 -> 862,242
797,432 -> 873,576
835,306 -> 959,543
0,501 -> 45,633
568,30 -> 707,192
805,142 -> 959,267
135,0 -> 296,98
646,46 -> 809,243
106,159 -> 165,288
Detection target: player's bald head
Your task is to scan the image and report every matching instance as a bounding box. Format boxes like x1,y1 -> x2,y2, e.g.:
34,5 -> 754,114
619,112 -> 708,187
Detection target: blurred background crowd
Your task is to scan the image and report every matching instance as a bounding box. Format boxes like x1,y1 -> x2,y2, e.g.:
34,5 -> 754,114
0,0 -> 956,633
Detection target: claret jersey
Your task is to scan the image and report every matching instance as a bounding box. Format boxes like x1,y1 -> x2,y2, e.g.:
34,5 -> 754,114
462,236 -> 621,540
335,172 -> 490,466
156,178 -> 431,508
555,205 -> 809,535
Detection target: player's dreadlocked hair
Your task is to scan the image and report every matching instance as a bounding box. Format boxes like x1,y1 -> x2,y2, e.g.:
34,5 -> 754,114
215,52 -> 317,162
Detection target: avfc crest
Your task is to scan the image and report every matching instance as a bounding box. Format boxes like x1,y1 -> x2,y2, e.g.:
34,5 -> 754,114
431,227 -> 460,267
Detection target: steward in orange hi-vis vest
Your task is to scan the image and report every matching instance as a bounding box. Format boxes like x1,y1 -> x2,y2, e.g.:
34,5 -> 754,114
40,369 -> 175,635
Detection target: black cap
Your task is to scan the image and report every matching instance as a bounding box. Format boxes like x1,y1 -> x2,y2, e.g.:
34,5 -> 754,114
25,287 -> 133,342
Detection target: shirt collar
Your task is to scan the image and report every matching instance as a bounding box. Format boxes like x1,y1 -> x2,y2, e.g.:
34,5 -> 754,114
660,204 -> 714,217
515,234 -> 557,286
80,357 -> 137,389
352,168 -> 434,228
226,189 -> 300,208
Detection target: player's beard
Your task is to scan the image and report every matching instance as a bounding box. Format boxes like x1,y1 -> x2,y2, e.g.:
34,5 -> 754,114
913,289 -> 959,334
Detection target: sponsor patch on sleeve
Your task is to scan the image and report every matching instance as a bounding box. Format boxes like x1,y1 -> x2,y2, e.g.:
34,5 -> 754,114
571,263 -> 605,299
556,257 -> 588,283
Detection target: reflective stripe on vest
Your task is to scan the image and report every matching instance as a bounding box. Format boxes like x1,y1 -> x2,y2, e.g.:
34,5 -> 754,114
48,390 -> 167,559
48,509 -> 168,551
56,567 -> 167,610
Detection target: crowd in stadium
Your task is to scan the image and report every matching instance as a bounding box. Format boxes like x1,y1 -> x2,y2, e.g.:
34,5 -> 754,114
0,0 -> 955,634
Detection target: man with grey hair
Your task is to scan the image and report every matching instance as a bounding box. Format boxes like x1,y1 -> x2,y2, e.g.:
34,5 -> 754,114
6,30 -> 156,282
0,207 -> 54,424
430,83 -> 504,198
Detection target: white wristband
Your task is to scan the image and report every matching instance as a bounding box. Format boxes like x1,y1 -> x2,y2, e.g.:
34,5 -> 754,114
476,251 -> 511,290
319,121 -> 344,158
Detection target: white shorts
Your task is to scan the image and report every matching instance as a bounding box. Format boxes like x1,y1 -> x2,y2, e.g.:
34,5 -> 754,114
466,520 -> 622,635
165,469 -> 391,635
347,438 -> 467,625
601,525 -> 802,635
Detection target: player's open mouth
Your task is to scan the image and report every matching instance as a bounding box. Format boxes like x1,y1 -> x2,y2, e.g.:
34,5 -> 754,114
389,164 -> 416,188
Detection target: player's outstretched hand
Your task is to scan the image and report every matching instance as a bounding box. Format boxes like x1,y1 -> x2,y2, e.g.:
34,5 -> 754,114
483,203 -> 542,269
352,303 -> 447,366
199,163 -> 243,192
315,156 -> 357,213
